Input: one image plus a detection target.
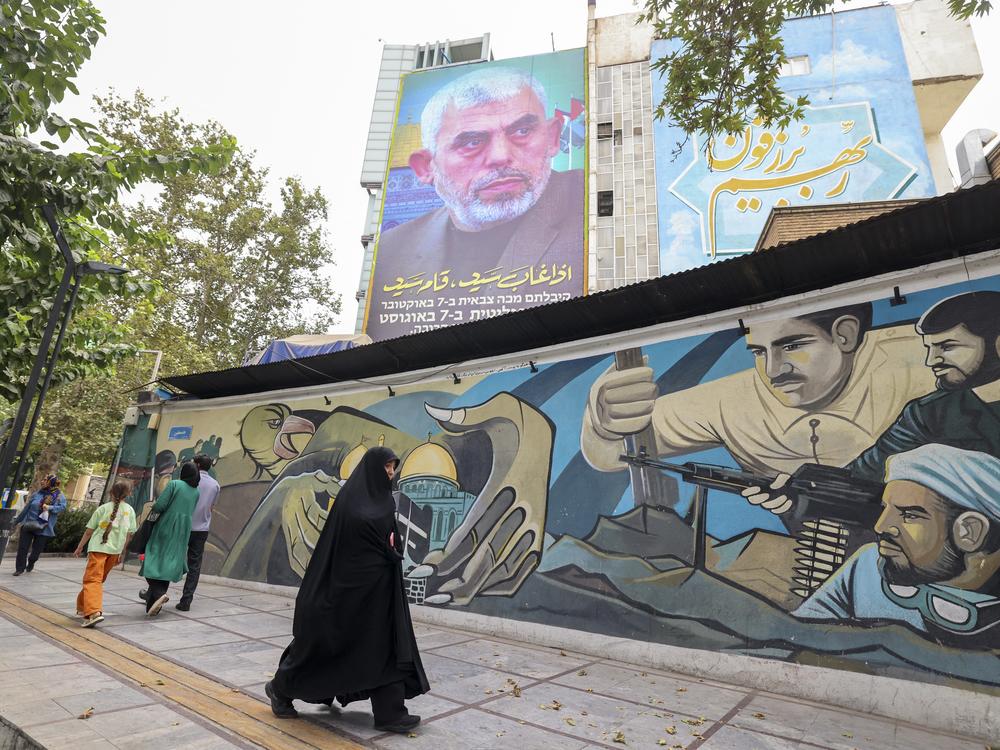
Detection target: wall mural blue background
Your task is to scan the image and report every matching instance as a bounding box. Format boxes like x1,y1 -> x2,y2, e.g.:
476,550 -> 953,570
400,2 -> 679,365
145,269 -> 1000,695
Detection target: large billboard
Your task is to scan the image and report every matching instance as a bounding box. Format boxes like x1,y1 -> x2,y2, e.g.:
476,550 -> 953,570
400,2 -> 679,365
363,48 -> 587,340
651,5 -> 936,272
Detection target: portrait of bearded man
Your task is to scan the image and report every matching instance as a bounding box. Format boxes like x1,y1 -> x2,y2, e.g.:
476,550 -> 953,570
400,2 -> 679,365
369,65 -> 584,300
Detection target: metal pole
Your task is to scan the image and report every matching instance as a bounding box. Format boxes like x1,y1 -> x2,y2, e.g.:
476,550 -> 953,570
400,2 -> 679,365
0,205 -> 77,497
8,275 -> 82,494
0,264 -> 74,499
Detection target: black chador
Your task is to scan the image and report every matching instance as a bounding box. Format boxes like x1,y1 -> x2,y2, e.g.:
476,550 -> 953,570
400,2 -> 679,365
267,446 -> 428,730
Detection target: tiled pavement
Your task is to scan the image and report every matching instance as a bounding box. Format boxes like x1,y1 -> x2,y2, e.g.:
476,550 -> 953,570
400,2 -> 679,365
0,557 -> 991,750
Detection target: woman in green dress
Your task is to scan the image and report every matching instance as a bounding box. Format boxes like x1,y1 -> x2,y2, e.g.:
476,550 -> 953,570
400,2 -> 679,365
141,461 -> 200,616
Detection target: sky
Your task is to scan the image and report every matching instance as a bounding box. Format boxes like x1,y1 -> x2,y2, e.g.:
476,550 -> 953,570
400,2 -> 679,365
64,0 -> 1000,332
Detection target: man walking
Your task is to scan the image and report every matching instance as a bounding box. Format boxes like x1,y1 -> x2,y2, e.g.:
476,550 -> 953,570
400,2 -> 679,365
178,453 -> 219,610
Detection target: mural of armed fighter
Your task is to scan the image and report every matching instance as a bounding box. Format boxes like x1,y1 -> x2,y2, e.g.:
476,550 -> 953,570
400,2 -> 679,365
143,276 -> 1000,695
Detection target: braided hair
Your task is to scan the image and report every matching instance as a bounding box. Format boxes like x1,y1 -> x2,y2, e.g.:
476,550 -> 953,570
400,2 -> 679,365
101,481 -> 131,545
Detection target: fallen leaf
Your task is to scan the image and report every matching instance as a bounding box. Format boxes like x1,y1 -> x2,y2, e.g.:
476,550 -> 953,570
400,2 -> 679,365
559,650 -> 567,656
658,741 -> 667,747
676,687 -> 687,693
691,733 -> 703,739
407,732 -> 417,738
581,710 -> 588,716
640,672 -> 647,676
78,708 -> 94,720
681,718 -> 705,727
577,669 -> 588,676
518,720 -> 526,725
752,712 -> 766,720
496,731 -> 505,737
665,726 -> 676,735
513,685 -> 522,698
564,717 -> 576,726
154,679 -> 165,686
613,730 -> 626,744
843,733 -> 854,739
484,689 -> 494,695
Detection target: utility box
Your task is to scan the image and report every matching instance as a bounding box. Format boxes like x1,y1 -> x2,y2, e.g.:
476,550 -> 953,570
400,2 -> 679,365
123,406 -> 140,426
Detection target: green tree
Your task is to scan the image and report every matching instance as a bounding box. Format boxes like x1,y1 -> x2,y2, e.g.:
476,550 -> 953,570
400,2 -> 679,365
640,0 -> 992,149
20,91 -> 342,488
0,0 -> 234,403
96,90 -> 341,369
1,1 -> 233,492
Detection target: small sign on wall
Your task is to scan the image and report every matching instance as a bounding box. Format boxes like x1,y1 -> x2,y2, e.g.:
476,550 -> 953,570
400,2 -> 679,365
168,426 -> 193,441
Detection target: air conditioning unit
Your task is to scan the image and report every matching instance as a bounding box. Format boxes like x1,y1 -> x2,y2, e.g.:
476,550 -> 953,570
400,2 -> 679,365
123,406 -> 140,426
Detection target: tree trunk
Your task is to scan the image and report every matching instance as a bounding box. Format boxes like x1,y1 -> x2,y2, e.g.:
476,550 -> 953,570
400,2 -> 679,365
30,441 -> 65,493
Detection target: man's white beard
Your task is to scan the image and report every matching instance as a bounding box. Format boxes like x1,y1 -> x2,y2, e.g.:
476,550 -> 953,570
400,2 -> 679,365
434,166 -> 552,231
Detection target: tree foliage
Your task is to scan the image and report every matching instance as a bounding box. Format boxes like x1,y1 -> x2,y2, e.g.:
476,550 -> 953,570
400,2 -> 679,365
96,91 -> 341,369
0,0 -> 234,402
640,0 -> 992,149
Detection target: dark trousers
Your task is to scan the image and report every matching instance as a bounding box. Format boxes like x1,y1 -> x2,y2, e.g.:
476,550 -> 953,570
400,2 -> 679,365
15,531 -> 48,573
144,578 -> 170,611
181,530 -> 209,605
370,680 -> 407,724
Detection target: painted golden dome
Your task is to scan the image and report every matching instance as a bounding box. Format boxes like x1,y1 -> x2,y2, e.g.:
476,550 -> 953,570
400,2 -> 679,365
339,442 -> 368,481
399,441 -> 457,483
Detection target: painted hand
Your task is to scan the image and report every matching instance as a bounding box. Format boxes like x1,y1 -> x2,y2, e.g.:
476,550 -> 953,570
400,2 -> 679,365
741,472 -> 793,515
588,362 -> 659,440
407,393 -> 555,606
277,469 -> 338,579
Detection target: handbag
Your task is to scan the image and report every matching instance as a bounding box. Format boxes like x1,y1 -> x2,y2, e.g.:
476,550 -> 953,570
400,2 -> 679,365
128,484 -> 177,555
20,520 -> 45,534
127,511 -> 160,554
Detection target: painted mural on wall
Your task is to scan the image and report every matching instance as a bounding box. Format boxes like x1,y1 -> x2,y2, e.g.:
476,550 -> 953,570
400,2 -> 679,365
145,270 -> 1000,693
652,5 -> 936,270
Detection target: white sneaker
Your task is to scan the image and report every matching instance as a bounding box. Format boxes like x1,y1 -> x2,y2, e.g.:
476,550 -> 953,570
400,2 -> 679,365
146,595 -> 169,617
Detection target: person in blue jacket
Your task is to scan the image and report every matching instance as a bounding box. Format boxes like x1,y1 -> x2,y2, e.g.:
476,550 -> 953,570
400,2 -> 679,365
12,475 -> 67,576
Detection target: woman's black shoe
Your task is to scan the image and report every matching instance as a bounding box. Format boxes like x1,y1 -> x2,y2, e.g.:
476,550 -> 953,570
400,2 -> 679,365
265,681 -> 298,718
374,714 -> 421,733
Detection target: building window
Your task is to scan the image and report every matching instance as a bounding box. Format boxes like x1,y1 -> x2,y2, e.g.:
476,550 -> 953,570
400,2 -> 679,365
598,190 -> 614,217
597,121 -> 613,140
779,55 -> 810,77
613,129 -> 622,146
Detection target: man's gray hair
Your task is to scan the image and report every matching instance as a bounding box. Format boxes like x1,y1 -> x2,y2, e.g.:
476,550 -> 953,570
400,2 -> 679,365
420,67 -> 548,153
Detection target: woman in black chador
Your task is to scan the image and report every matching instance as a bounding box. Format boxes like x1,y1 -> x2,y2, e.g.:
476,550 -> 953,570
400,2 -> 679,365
265,446 -> 429,733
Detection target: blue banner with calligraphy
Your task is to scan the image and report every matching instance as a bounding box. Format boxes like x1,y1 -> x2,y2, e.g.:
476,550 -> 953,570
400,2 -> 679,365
651,4 -> 935,271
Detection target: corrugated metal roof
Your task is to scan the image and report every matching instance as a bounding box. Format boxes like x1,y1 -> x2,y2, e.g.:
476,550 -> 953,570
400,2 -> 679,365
163,179 -> 1000,400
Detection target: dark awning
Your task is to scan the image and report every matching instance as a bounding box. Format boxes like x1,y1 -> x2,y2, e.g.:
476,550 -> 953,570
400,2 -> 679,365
162,179 -> 1000,399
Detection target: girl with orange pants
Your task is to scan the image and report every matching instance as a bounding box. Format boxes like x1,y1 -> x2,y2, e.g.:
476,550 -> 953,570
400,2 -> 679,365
74,481 -> 137,628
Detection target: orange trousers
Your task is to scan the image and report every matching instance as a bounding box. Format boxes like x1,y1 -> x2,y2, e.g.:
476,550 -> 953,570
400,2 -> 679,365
76,552 -> 120,617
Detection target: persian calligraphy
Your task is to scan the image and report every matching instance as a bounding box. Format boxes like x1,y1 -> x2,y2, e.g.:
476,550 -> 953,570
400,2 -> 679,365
668,102 -> 919,259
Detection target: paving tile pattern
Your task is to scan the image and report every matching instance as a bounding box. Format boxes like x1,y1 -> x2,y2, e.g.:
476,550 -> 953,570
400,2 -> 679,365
0,558 -> 989,750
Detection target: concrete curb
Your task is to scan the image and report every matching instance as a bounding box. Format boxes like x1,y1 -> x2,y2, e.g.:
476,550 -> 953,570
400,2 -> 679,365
184,570 -> 1000,742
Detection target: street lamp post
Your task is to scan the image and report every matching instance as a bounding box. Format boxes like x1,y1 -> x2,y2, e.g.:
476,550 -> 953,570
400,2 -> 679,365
0,206 -> 129,503
7,260 -> 127,496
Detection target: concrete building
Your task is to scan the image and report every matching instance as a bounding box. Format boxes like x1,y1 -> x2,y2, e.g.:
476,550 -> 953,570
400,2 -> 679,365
354,35 -> 493,332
